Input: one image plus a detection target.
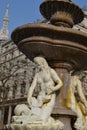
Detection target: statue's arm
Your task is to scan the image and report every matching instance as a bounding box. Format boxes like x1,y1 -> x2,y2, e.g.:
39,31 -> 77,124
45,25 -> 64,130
27,74 -> 38,105
50,68 -> 63,92
76,76 -> 87,108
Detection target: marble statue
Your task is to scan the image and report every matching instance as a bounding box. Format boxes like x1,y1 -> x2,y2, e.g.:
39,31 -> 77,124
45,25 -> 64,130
66,75 -> 87,130
7,57 -> 64,130
27,57 -> 63,123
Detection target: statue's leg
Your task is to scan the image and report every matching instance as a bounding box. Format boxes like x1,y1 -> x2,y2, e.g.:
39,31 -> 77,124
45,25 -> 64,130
41,94 -> 56,123
66,88 -> 85,129
67,88 -> 83,118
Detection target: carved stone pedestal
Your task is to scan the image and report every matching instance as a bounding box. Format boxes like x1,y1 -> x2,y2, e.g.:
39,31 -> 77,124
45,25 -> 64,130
7,123 -> 64,130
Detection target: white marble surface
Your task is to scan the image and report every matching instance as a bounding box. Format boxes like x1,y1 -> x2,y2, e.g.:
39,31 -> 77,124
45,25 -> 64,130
7,57 -> 64,130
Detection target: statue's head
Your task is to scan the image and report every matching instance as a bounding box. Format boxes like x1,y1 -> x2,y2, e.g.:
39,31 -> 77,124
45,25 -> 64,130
34,56 -> 48,69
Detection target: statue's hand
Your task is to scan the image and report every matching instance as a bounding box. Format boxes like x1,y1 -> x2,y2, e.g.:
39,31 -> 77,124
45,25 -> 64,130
85,109 -> 87,115
85,104 -> 87,114
47,86 -> 54,95
27,97 -> 32,108
79,102 -> 87,115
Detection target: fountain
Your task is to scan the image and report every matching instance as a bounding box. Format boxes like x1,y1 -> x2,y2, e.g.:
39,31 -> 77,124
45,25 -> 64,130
7,0 -> 87,130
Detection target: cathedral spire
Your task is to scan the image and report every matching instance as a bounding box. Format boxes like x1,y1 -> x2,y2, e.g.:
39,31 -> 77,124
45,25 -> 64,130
0,4 -> 9,40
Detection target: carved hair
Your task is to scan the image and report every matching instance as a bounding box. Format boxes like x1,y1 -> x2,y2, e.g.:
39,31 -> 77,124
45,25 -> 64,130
34,56 -> 49,70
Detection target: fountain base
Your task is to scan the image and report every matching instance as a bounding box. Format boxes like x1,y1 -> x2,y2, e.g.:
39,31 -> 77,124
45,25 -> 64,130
7,121 -> 64,130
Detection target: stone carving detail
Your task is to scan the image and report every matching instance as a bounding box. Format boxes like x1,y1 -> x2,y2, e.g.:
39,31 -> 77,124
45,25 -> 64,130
77,71 -> 87,96
7,57 -> 64,130
66,74 -> 87,130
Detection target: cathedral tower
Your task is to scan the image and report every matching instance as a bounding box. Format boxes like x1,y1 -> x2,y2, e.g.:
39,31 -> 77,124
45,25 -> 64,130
0,4 -> 9,41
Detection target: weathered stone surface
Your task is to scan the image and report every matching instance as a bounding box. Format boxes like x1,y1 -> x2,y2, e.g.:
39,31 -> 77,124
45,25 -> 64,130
7,123 -> 64,130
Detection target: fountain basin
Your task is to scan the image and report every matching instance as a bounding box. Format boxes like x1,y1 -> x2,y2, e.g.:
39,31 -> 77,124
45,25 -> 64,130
11,23 -> 87,70
40,1 -> 84,27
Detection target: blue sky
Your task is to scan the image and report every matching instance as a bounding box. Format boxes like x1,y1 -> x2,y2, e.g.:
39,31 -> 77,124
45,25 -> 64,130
0,0 -> 87,37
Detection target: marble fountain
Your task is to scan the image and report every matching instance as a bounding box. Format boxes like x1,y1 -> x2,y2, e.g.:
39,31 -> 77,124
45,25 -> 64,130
7,0 -> 87,130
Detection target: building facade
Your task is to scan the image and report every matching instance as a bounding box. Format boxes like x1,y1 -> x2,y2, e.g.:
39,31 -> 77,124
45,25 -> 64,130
0,5 -> 87,129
